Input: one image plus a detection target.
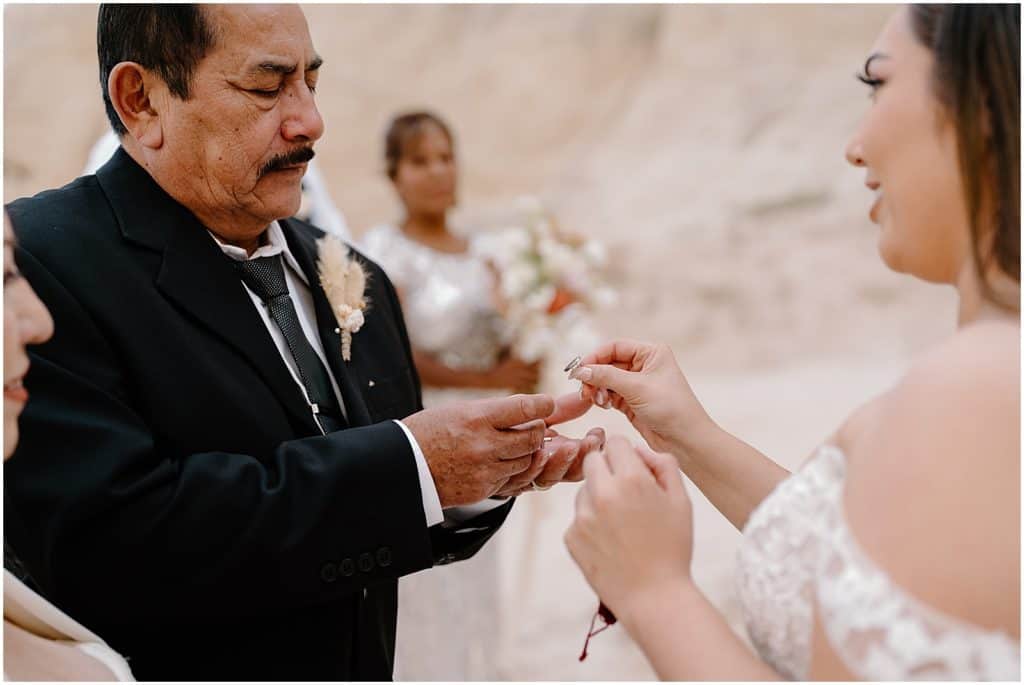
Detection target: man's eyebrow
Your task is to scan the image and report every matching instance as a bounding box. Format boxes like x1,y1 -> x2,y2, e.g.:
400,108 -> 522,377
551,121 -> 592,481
250,55 -> 323,77
253,60 -> 296,76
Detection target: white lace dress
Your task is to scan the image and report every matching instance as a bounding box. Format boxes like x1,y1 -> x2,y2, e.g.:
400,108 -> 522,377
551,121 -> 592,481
360,224 -> 509,681
736,444 -> 1020,680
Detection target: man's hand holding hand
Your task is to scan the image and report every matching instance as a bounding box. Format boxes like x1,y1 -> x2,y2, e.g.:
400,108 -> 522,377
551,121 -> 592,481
403,394 -> 555,507
493,426 -> 606,497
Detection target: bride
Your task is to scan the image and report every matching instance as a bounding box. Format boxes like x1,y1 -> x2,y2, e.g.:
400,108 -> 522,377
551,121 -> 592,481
559,4 -> 1019,680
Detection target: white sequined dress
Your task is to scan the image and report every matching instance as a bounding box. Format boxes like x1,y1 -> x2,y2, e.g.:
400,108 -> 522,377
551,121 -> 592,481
361,224 -> 509,680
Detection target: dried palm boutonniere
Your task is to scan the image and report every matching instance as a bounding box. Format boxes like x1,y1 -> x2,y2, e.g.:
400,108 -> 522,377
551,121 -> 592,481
316,235 -> 369,362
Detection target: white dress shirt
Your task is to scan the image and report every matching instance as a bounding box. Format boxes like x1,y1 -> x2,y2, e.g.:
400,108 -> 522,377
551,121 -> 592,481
212,222 -> 505,527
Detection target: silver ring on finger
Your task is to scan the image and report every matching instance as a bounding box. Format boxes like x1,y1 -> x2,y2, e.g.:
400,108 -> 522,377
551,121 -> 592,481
531,480 -> 553,491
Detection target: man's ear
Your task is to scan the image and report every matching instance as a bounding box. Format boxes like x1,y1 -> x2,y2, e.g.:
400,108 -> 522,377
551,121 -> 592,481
107,62 -> 164,150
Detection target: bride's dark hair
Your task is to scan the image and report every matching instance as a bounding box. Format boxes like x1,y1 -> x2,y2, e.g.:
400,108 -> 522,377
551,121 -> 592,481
384,111 -> 455,180
910,4 -> 1020,307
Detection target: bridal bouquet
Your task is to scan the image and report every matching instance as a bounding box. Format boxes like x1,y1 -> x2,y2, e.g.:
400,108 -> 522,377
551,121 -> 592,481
476,197 -> 616,367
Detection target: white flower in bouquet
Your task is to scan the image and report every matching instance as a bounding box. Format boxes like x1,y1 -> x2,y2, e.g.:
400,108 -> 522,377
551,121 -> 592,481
581,240 -> 608,269
536,236 -> 578,283
481,226 -> 531,261
501,260 -> 539,301
487,196 -> 615,369
593,286 -> 620,308
522,283 -> 557,313
514,313 -> 557,363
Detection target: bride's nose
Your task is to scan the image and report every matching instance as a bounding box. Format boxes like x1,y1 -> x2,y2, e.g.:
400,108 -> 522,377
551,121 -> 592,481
845,137 -> 866,168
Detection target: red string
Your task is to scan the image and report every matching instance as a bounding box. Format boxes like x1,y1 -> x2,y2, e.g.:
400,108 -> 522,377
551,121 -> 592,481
578,602 -> 618,661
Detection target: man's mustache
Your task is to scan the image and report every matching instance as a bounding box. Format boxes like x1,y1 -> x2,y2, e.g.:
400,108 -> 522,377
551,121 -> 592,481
259,147 -> 316,178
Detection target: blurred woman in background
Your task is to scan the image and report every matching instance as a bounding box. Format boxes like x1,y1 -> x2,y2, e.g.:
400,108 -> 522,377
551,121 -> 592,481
564,4 -> 1019,680
362,112 -> 541,402
362,112 -> 562,680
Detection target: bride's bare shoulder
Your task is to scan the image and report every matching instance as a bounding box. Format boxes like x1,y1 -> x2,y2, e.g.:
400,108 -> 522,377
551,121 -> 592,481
837,319 -> 1020,636
837,319 -> 1019,453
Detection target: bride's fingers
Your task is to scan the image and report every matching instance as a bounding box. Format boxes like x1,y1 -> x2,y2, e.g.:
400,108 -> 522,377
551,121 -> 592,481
580,339 -> 655,368
533,441 -> 579,488
563,429 -> 605,481
570,363 -> 638,400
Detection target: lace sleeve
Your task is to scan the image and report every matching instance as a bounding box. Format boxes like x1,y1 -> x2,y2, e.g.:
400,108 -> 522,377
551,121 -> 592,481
814,502 -> 1020,680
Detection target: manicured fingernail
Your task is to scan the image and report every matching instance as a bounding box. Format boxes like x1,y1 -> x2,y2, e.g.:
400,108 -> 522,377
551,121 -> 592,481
573,366 -> 593,382
595,388 -> 608,407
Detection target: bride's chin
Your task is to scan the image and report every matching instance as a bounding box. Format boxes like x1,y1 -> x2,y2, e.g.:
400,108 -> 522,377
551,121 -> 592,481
876,228 -> 905,273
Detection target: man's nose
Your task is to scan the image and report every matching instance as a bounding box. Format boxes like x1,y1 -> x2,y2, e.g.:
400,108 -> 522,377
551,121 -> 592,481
281,84 -> 325,143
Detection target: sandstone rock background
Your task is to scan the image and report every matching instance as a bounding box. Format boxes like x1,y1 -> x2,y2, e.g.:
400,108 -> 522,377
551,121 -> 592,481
5,4 -> 956,679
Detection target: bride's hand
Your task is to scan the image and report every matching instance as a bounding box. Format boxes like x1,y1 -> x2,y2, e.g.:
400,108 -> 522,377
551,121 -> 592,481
564,437 -> 694,626
493,426 -> 606,497
570,339 -> 715,457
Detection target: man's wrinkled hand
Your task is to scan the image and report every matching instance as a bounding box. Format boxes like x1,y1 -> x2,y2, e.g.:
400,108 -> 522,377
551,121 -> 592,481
403,394 -> 555,507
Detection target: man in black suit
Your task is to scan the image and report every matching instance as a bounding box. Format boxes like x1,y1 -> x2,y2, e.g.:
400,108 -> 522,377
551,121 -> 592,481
4,4 -> 599,680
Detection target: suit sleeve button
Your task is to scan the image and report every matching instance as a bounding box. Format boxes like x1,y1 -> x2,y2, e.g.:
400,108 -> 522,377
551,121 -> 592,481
320,562 -> 338,583
340,558 -> 356,577
376,547 -> 393,568
358,552 -> 375,573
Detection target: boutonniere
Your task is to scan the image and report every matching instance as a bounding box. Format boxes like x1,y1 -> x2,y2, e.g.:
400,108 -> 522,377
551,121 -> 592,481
316,235 -> 369,361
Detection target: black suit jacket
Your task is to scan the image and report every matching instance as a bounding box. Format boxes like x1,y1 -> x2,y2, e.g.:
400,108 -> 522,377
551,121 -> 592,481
4,148 -> 512,681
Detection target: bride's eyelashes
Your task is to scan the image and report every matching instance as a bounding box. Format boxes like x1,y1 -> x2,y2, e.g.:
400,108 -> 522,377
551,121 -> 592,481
856,72 -> 885,97
856,72 -> 884,87
857,52 -> 888,98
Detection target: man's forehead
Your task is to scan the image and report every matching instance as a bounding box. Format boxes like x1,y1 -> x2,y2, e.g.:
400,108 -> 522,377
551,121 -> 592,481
206,3 -> 307,30
204,4 -> 318,67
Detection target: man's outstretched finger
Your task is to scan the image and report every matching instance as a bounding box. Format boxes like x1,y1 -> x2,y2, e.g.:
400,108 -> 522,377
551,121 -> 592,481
545,392 -> 593,427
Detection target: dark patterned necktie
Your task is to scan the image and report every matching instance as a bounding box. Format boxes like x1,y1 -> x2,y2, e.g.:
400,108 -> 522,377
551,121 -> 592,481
235,254 -> 345,433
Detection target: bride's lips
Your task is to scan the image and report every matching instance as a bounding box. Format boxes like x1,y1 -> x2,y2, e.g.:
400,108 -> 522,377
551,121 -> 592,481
865,180 -> 882,224
4,378 -> 28,404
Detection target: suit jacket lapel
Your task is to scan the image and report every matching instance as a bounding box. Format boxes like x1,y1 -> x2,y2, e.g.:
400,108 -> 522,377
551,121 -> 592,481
95,149 -> 320,435
280,220 -> 372,427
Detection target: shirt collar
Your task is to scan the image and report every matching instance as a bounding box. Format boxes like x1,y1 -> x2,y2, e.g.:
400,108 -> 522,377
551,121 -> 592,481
209,221 -> 309,286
